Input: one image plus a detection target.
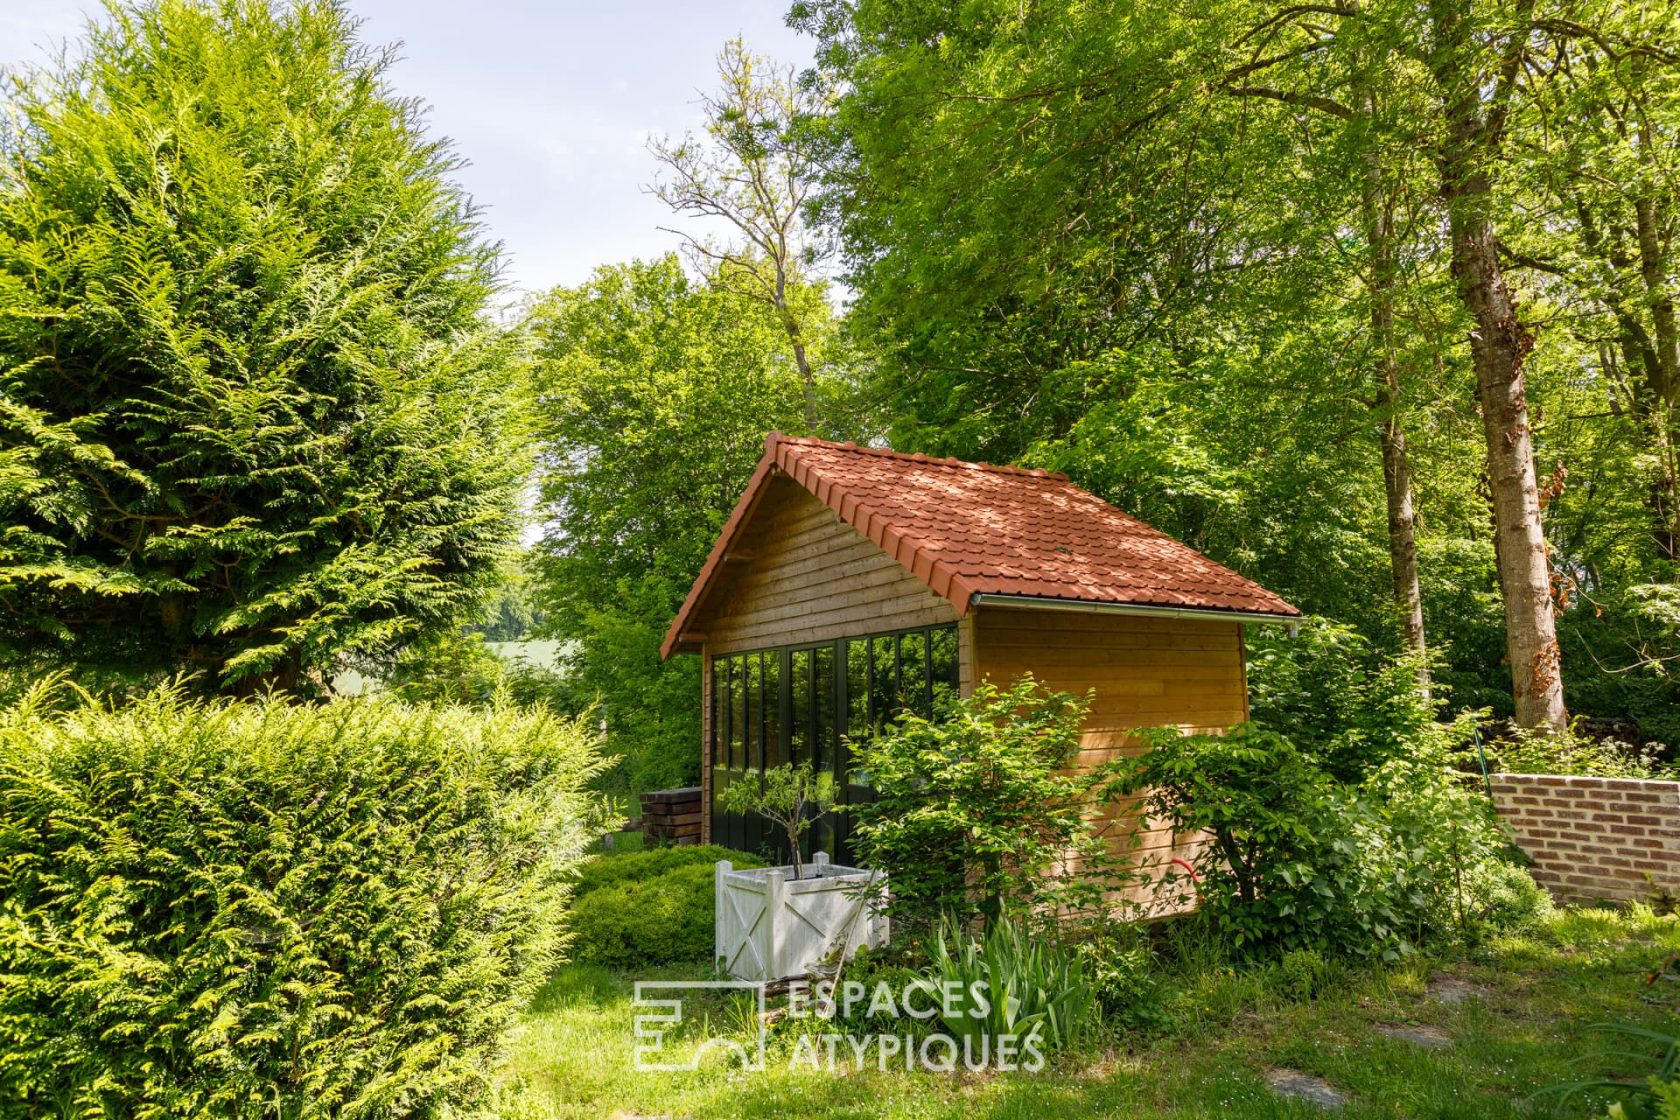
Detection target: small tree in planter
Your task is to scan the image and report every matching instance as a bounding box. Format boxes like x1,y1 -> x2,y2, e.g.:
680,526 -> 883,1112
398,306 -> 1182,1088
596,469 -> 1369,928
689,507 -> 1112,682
714,766 -> 879,980
718,763 -> 837,879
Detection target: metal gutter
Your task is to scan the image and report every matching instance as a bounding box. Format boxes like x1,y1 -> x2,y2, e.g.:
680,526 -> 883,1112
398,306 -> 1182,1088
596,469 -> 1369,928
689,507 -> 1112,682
968,592 -> 1301,635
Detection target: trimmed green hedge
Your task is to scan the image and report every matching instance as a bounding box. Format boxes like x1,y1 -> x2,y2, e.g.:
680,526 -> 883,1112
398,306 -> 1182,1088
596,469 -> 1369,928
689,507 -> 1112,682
0,686 -> 612,1117
570,844 -> 764,969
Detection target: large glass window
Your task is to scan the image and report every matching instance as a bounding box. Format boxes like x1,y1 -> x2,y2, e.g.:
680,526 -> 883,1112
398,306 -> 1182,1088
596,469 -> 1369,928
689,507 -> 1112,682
715,658 -> 729,772
745,654 -> 761,771
869,635 -> 896,732
846,639 -> 870,742
930,626 -> 960,710
762,652 -> 782,768
789,648 -> 811,767
708,622 -> 959,864
814,644 -> 835,772
898,631 -> 926,715
729,655 -> 745,770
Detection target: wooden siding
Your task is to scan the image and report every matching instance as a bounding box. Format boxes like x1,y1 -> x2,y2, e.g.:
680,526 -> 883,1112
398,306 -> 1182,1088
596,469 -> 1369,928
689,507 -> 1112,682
696,473 -> 963,846
694,474 -> 959,654
972,604 -> 1250,915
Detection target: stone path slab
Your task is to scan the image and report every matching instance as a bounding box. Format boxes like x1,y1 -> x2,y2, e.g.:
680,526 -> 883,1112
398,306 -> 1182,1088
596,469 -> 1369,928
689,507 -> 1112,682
1426,976 -> 1484,1004
1376,1023 -> 1451,1048
1265,1067 -> 1346,1110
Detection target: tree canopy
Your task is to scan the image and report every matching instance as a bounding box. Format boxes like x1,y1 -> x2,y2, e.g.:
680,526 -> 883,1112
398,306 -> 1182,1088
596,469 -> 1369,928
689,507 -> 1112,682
794,0 -> 1680,736
0,0 -> 528,693
529,255 -> 839,790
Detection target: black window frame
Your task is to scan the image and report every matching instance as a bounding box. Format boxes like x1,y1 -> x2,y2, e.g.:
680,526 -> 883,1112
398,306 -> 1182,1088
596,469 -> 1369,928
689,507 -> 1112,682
708,622 -> 960,865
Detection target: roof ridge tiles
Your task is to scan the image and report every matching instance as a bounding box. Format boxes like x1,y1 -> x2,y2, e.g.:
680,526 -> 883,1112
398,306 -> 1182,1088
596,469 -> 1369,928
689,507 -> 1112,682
771,431 -> 1069,481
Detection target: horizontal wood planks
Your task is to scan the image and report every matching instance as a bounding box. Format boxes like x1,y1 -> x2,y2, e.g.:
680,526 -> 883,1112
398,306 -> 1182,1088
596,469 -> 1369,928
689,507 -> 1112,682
696,475 -> 958,655
974,604 -> 1249,917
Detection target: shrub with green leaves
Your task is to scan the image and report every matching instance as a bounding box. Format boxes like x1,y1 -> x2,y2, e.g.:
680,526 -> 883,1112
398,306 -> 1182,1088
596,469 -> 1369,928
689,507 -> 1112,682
1488,720 -> 1674,780
1247,617 -> 1439,782
1119,719 -> 1544,960
0,0 -> 529,692
572,843 -> 763,896
0,684 -> 612,1117
1070,922 -> 1168,1034
852,676 -> 1120,931
568,845 -> 765,969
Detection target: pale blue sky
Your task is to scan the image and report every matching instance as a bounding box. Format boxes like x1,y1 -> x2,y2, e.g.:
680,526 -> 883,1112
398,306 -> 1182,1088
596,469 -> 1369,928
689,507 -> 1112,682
0,1 -> 813,296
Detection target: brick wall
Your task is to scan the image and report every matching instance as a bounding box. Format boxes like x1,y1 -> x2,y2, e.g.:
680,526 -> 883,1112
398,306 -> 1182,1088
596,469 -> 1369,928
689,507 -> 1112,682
1489,773 -> 1680,905
640,786 -> 703,846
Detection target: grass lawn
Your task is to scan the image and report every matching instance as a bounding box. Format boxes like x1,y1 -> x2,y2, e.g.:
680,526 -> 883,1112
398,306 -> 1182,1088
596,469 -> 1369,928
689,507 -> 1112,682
495,907 -> 1680,1119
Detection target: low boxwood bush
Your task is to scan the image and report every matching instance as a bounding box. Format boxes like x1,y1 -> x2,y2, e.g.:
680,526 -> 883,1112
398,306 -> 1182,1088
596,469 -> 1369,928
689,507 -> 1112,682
573,843 -> 763,896
569,844 -> 763,969
0,684 -> 613,1117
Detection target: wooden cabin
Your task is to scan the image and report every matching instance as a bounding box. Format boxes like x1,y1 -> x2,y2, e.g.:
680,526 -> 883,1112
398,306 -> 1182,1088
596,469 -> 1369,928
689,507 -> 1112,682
661,433 -> 1299,904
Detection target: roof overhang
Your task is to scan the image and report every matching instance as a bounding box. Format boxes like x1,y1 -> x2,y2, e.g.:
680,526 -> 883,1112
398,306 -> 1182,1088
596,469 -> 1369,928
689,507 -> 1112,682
968,593 -> 1302,634
661,432 -> 1302,659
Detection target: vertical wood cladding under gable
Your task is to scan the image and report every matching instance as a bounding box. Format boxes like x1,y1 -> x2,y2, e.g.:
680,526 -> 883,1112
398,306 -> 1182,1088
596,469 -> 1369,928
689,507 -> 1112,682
695,474 -> 959,656
972,605 -> 1251,915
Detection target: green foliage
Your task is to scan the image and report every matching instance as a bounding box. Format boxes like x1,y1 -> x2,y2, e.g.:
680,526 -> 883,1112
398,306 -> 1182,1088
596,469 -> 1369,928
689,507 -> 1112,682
1247,617 -> 1443,782
0,683 -> 612,1117
567,845 -> 765,969
851,676 -> 1117,931
1275,948 -> 1334,1002
0,0 -> 528,692
571,843 -> 764,897
1119,719 -> 1544,960
1563,585 -> 1680,749
909,914 -> 1097,1060
797,0 -> 1680,744
1547,1021 -> 1680,1120
1117,724 -> 1333,946
1489,721 -> 1674,780
467,553 -> 547,642
718,763 -> 837,879
1070,922 -> 1169,1034
379,629 -> 570,709
530,256 -> 828,793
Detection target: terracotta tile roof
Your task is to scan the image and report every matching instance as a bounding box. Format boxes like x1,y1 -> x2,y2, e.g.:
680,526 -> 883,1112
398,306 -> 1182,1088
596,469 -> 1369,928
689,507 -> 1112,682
662,433 -> 1298,657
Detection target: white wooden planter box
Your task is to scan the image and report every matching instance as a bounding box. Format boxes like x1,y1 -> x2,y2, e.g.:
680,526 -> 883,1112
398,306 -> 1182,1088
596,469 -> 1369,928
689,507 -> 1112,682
715,853 -> 889,982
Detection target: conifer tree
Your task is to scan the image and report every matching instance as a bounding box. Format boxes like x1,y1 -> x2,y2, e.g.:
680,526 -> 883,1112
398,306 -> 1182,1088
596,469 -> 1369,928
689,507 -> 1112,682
0,0 -> 527,691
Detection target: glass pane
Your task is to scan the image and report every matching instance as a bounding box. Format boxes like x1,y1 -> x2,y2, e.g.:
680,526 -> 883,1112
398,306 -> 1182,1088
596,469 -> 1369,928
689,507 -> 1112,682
845,639 -> 869,742
710,659 -> 721,768
730,656 -> 745,771
871,635 -> 896,731
929,625 -> 959,711
790,649 -> 811,766
899,631 -> 927,717
763,651 -> 783,768
814,644 -> 836,771
745,653 -> 761,772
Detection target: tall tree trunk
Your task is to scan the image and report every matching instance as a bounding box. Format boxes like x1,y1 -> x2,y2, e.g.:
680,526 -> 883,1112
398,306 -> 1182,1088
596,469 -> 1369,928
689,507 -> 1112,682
1362,145 -> 1430,692
773,262 -> 818,429
1378,386 -> 1429,689
1428,0 -> 1566,730
1442,170 -> 1567,728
